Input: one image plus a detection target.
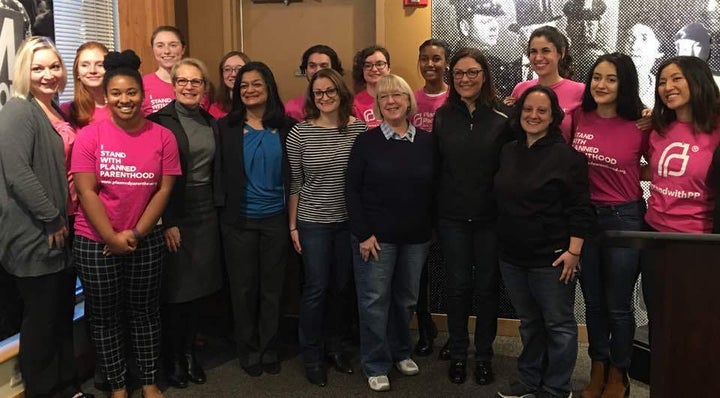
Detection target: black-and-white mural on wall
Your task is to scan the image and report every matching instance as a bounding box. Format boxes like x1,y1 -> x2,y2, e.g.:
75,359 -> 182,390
433,0 -> 720,107
0,0 -> 53,111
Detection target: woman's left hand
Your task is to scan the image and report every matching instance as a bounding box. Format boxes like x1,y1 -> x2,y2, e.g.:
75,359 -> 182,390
552,251 -> 580,284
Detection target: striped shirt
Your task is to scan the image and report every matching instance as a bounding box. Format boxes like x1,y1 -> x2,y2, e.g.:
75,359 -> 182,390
287,119 -> 367,223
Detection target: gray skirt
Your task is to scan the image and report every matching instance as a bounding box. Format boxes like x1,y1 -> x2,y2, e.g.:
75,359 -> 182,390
163,184 -> 222,303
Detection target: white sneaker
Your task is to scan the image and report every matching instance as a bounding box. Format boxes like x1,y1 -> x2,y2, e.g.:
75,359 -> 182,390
395,358 -> 420,376
368,375 -> 390,391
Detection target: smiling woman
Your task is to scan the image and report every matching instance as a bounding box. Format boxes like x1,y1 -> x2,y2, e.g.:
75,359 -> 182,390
61,42 -> 110,128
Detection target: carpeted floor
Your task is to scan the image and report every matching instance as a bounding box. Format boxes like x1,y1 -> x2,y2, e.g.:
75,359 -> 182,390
81,329 -> 650,397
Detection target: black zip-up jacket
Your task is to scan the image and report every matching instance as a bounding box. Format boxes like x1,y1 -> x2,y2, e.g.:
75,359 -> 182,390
147,101 -> 222,228
493,134 -> 594,268
433,100 -> 513,222
214,112 -> 296,225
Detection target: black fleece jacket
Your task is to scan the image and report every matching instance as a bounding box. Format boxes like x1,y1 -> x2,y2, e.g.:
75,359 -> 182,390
493,134 -> 594,267
433,100 -> 513,222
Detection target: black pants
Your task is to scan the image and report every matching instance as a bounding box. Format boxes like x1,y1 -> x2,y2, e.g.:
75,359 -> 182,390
437,218 -> 499,362
163,300 -> 201,357
222,213 -> 288,368
16,267 -> 78,398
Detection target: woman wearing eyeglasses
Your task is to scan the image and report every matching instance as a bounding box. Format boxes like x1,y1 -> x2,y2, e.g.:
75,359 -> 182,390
287,68 -> 366,387
146,58 -> 222,390
433,47 -> 512,385
352,45 -> 391,128
209,50 -> 250,119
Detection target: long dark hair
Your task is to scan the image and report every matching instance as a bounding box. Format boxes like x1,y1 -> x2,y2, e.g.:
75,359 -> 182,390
215,50 -> 250,113
581,52 -> 644,121
510,85 -> 565,137
447,47 -> 499,109
230,61 -> 286,129
527,26 -> 574,79
304,68 -> 354,131
652,56 -> 720,135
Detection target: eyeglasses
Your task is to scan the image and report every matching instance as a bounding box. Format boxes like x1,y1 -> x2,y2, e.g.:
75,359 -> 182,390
174,77 -> 205,87
377,92 -> 407,102
222,66 -> 243,75
312,88 -> 338,99
363,61 -> 388,71
452,68 -> 483,80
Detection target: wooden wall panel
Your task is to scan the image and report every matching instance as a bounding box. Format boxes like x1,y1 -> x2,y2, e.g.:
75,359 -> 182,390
117,0 -> 176,75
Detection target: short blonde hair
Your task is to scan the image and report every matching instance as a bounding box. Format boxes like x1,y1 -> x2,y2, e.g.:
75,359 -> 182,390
12,36 -> 67,99
171,58 -> 209,83
373,74 -> 417,120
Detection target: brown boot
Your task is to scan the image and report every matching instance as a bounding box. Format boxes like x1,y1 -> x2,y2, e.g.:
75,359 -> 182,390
581,361 -> 606,398
602,365 -> 629,398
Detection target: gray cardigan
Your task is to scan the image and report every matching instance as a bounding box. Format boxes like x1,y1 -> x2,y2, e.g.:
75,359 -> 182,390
0,96 -> 69,277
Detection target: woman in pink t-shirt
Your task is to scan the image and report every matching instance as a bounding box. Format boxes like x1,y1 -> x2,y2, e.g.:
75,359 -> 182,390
61,41 -> 110,128
142,26 -> 186,115
72,50 -> 181,398
209,50 -> 250,119
352,46 -> 391,128
409,38 -> 450,358
642,55 -> 720,371
505,26 -> 585,141
572,53 -> 648,397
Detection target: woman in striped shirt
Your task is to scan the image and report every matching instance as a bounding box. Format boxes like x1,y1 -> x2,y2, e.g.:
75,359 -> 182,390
287,68 -> 366,387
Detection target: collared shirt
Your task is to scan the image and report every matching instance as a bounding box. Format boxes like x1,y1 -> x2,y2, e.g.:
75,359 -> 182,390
380,121 -> 416,143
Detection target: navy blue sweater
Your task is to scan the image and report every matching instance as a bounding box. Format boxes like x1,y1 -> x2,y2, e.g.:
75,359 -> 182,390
345,126 -> 434,244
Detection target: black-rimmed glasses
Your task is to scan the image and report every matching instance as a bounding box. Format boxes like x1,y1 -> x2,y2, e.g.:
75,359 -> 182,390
452,69 -> 483,80
312,88 -> 338,99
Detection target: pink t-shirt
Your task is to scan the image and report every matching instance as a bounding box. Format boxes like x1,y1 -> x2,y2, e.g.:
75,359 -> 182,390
285,94 -> 306,122
353,90 -> 381,129
571,111 -> 649,204
71,119 -> 182,242
645,120 -> 720,233
142,72 -> 210,115
511,78 -> 585,142
411,88 -> 448,131
208,102 -> 228,119
52,120 -> 78,215
60,101 -> 111,127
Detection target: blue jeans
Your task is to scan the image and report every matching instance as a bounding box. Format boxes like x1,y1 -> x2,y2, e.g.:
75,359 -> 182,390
437,218 -> 499,361
352,236 -> 430,376
500,261 -> 577,397
580,200 -> 644,369
298,221 -> 353,365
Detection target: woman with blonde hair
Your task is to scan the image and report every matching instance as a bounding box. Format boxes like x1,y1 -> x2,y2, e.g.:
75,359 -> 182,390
0,36 -> 91,398
346,74 -> 434,392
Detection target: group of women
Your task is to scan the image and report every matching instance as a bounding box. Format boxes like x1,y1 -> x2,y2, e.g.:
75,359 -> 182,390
1,20 -> 719,398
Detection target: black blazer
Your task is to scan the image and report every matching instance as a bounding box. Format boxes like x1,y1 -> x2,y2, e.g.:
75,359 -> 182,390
146,101 -> 222,228
215,111 -> 296,225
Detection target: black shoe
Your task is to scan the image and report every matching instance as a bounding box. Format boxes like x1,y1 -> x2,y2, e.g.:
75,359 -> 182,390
414,317 -> 437,356
185,353 -> 207,384
305,365 -> 327,387
448,360 -> 467,384
474,361 -> 494,385
327,352 -> 353,374
242,363 -> 263,377
438,340 -> 451,361
263,361 -> 281,375
167,357 -> 189,388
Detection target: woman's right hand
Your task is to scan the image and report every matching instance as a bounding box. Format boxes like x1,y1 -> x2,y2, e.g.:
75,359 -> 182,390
290,229 -> 302,254
104,230 -> 137,256
359,235 -> 381,262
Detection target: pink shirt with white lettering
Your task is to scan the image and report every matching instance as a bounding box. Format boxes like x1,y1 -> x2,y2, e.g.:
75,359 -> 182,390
71,119 -> 182,242
645,120 -> 720,233
571,111 -> 648,204
142,72 -> 210,115
411,88 -> 448,131
60,101 -> 111,126
353,90 -> 381,129
511,78 -> 585,142
285,94 -> 306,122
